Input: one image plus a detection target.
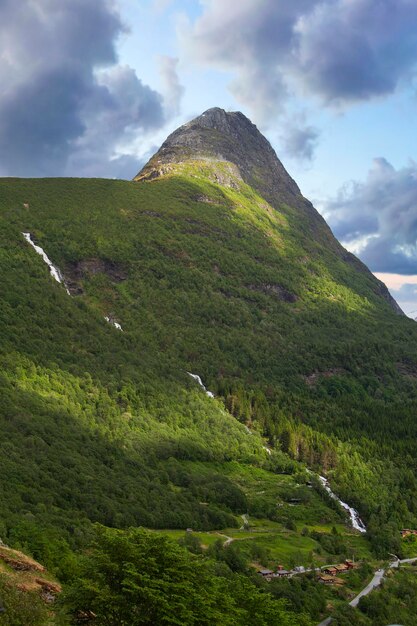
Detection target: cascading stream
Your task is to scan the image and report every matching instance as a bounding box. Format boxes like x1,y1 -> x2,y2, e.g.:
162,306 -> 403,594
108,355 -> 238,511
318,475 -> 366,533
187,372 -> 215,398
22,232 -> 70,295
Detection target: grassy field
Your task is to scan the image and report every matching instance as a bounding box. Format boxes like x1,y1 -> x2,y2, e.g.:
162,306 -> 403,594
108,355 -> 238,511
154,460 -> 372,569
400,536 -> 417,558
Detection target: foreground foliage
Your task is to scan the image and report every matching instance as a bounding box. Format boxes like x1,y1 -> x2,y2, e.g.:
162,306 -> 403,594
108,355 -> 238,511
61,526 -> 312,626
0,576 -> 52,626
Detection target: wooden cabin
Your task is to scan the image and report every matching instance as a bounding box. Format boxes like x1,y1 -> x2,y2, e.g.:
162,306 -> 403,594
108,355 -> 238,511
335,563 -> 349,573
318,574 -> 344,586
274,569 -> 291,578
258,569 -> 274,581
318,574 -> 336,585
258,567 -> 291,580
322,562 -> 354,576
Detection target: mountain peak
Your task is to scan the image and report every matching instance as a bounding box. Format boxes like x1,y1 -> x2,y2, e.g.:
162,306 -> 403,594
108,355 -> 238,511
134,108 -> 403,316
184,107 -> 256,134
134,107 -> 303,209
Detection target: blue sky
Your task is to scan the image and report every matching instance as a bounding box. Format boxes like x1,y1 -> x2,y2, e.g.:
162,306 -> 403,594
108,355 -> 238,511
1,0 -> 417,314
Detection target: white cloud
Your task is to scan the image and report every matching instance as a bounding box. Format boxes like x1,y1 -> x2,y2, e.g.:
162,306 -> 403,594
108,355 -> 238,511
324,158 -> 417,274
181,0 -> 417,123
0,0 -> 180,177
158,56 -> 185,117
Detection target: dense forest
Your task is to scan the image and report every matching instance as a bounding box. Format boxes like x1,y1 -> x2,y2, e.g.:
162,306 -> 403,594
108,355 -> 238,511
1,135 -> 417,622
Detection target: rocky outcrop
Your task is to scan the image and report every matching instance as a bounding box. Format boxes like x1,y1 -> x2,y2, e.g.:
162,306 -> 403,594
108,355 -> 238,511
135,108 -> 303,209
135,108 -> 346,254
134,107 -> 404,317
65,258 -> 128,296
247,283 -> 298,303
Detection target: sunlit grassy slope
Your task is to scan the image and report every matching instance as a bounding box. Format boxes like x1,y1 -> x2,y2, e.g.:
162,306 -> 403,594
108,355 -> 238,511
0,196 -> 268,545
1,171 -> 409,380
1,165 -> 417,560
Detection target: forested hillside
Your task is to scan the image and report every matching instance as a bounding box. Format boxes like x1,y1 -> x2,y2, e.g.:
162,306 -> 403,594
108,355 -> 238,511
1,109 -> 417,623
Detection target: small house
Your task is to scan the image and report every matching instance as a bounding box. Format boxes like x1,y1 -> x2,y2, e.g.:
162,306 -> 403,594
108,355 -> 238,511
318,574 -> 335,585
318,574 -> 344,586
274,569 -> 291,578
258,569 -> 274,581
322,566 -> 337,576
335,564 -> 349,573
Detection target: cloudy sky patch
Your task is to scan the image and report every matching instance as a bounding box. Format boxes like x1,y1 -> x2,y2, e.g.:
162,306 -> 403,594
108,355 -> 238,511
0,0 -> 176,177
182,0 -> 417,121
323,158 -> 417,275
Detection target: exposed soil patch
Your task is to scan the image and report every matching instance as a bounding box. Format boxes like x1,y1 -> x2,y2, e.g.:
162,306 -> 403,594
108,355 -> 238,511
65,258 -> 128,295
304,369 -> 346,386
247,283 -> 298,303
35,578 -> 62,603
397,361 -> 417,379
0,545 -> 61,603
0,547 -> 45,573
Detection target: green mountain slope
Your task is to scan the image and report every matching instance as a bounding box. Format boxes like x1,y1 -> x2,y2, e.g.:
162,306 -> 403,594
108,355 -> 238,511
0,210 -> 269,537
1,108 -> 417,573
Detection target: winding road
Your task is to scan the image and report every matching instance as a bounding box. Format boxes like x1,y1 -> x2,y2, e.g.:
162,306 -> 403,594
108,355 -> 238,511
317,557 -> 417,626
349,568 -> 385,608
240,514 -> 249,529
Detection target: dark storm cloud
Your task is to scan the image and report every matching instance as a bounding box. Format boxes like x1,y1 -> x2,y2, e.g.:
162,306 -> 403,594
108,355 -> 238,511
360,238 -> 417,275
0,69 -> 93,176
323,158 -> 417,274
294,0 -> 417,103
0,0 -> 171,177
183,0 -> 417,121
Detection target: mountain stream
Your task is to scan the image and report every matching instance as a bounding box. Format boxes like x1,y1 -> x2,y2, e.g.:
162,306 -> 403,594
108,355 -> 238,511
318,475 -> 366,533
187,373 -> 215,398
22,232 -> 70,295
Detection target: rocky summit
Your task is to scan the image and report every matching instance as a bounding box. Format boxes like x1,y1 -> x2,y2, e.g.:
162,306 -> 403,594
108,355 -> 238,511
136,107 -> 302,209
136,107 -> 402,315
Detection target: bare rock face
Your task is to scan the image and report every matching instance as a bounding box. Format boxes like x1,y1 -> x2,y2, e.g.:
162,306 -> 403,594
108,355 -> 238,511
135,108 -> 340,245
247,283 -> 298,303
135,107 -> 302,208
134,107 -> 404,316
64,258 -> 128,296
